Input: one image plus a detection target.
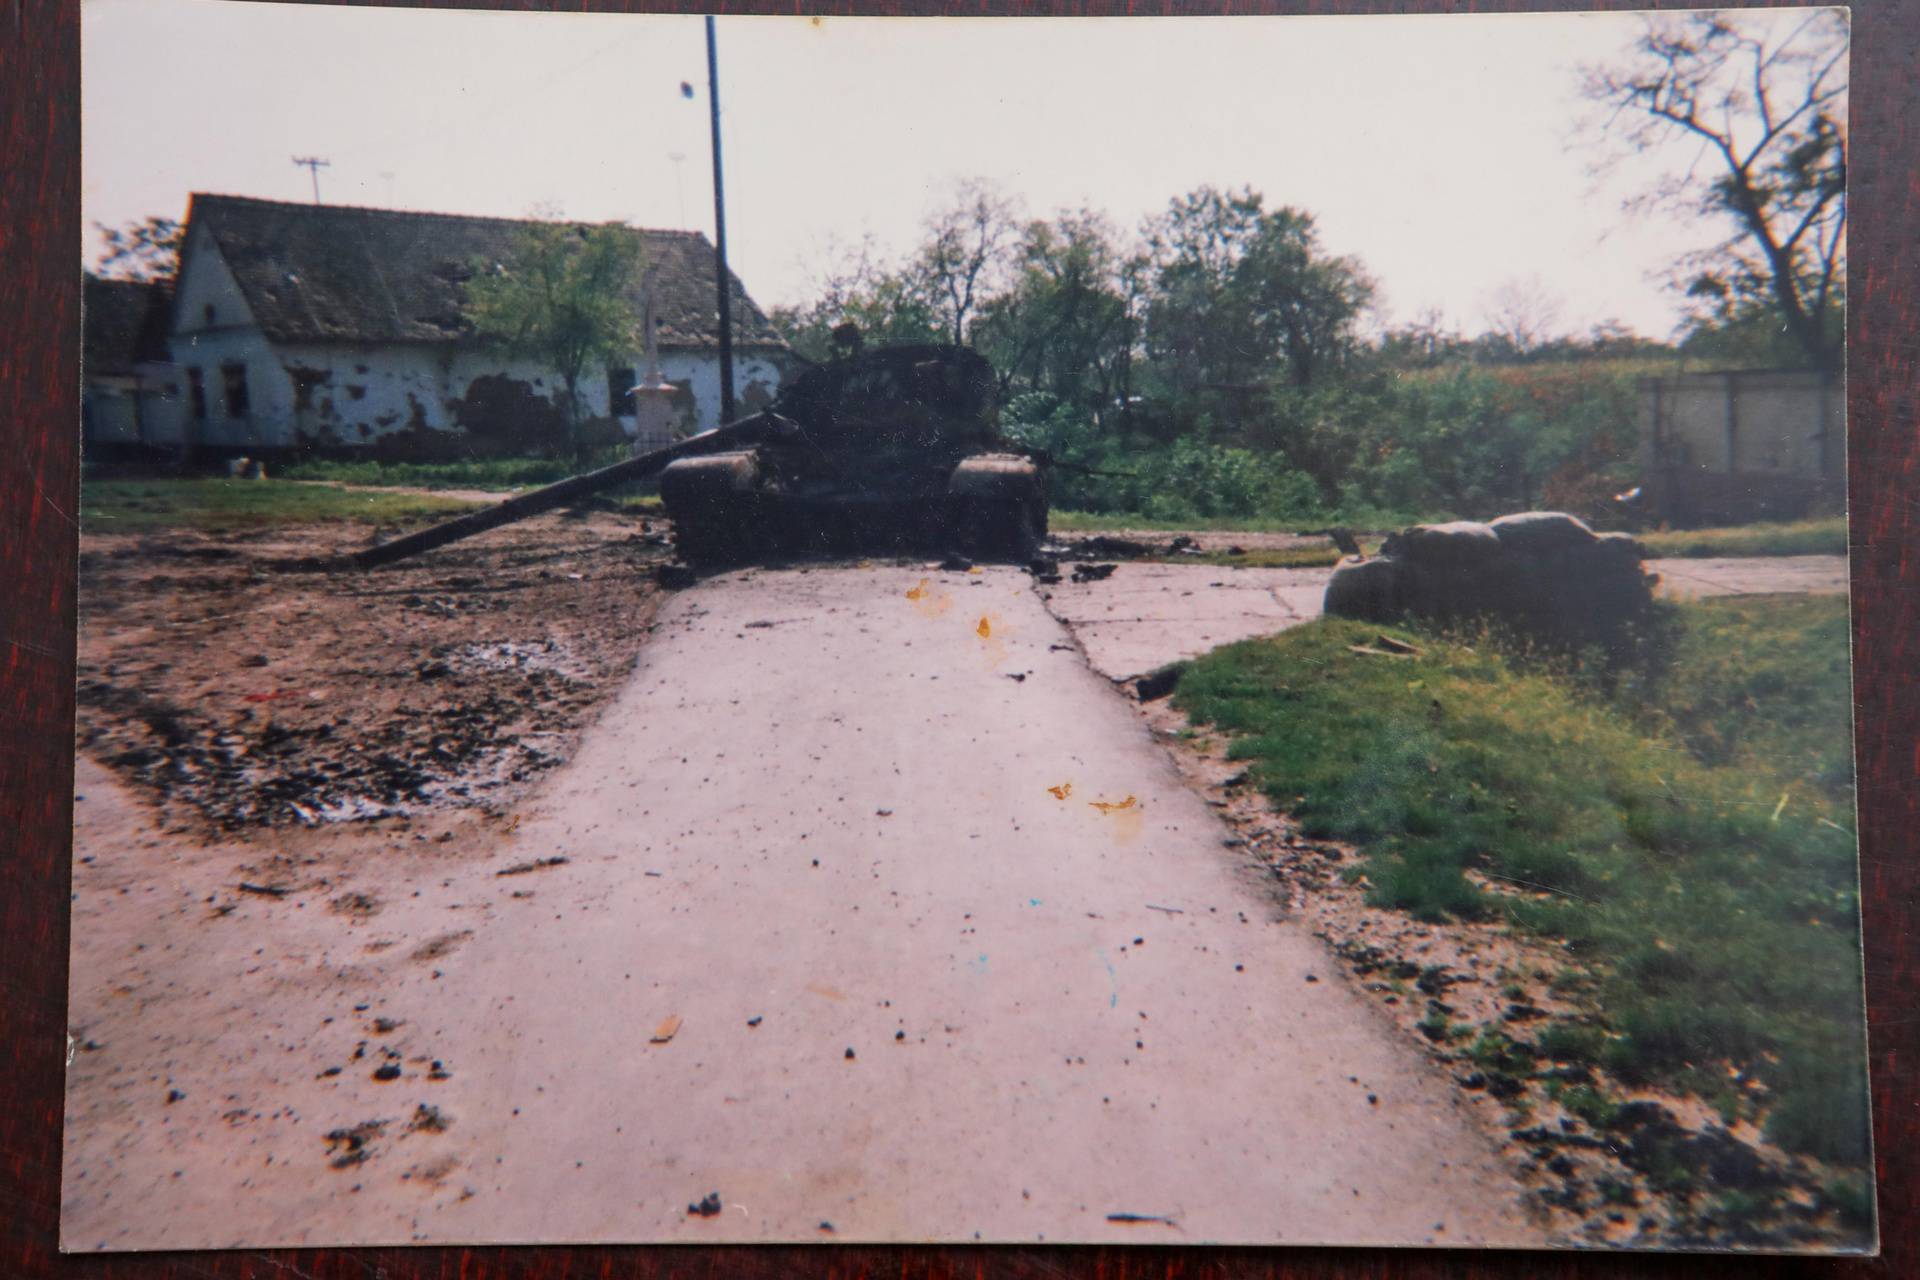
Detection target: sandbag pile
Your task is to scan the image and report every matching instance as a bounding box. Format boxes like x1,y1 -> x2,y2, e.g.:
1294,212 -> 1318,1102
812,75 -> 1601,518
1325,512 -> 1656,654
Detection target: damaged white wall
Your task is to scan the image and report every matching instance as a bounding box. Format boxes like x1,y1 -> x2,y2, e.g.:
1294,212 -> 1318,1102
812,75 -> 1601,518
164,225 -> 789,453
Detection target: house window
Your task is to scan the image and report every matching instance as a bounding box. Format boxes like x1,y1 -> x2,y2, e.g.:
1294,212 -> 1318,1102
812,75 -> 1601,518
222,362 -> 250,418
607,366 -> 637,416
186,367 -> 207,421
204,303 -> 218,328
290,367 -> 330,412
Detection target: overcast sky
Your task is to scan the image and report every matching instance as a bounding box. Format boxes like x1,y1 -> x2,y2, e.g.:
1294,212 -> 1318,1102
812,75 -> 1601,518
82,2 -> 1823,342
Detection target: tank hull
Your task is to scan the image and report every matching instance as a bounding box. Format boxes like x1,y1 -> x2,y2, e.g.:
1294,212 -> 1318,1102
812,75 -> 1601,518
659,346 -> 1047,565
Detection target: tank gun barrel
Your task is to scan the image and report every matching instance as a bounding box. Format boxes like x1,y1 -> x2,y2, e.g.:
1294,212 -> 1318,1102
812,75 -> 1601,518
325,412 -> 795,571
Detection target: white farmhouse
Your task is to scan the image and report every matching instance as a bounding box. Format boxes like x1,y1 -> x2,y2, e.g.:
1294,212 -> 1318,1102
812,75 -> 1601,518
112,193 -> 789,458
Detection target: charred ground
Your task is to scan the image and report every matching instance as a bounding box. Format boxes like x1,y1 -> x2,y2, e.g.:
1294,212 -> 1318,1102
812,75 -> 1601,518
75,507 -> 675,837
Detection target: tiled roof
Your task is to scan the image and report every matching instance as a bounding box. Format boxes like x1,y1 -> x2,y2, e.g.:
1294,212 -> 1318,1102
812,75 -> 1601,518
83,276 -> 174,375
182,193 -> 785,350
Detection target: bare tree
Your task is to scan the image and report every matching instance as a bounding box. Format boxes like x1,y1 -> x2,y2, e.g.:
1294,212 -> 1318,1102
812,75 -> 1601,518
1581,9 -> 1847,371
1480,275 -> 1566,357
915,178 -> 1022,346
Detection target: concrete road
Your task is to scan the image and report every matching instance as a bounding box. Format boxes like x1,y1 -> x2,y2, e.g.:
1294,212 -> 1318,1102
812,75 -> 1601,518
63,565 -> 1541,1250
1045,555 -> 1849,680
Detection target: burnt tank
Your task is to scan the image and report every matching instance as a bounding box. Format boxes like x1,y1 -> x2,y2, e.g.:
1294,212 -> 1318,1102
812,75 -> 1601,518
658,344 -> 1047,565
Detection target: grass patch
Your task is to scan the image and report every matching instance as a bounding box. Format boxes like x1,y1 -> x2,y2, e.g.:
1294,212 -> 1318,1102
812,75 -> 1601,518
1638,517 -> 1847,559
1554,1084 -> 1624,1131
1622,595 -> 1854,802
1173,600 -> 1867,1163
1177,545 -> 1350,569
81,478 -> 483,530
276,449 -> 632,492
1534,1020 -> 1610,1065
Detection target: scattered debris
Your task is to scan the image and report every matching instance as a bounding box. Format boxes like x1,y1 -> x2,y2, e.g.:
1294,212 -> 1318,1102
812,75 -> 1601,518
406,1104 -> 450,1133
688,1192 -> 722,1218
1144,904 -> 1184,915
236,882 -> 291,898
323,1120 -> 387,1169
1047,783 -> 1073,800
655,563 -> 698,589
495,855 -> 569,877
1063,535 -> 1153,560
651,1015 -> 682,1044
1071,562 -> 1118,583
1132,665 -> 1184,702
1088,795 -> 1138,814
409,930 -> 472,962
1106,1212 -> 1178,1226
1348,644 -> 1416,659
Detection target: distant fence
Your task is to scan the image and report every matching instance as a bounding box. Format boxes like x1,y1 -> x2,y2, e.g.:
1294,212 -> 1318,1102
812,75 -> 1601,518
1636,369 -> 1844,527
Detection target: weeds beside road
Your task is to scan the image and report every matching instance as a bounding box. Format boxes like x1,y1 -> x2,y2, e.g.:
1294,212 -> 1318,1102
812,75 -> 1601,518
1169,596 -> 1867,1241
1636,518 -> 1847,560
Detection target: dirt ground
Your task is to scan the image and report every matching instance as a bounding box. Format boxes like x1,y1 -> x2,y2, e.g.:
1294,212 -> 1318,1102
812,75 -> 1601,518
75,508 -> 675,839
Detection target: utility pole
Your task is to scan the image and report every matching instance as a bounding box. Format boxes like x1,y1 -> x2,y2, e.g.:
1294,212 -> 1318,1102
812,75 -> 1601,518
705,16 -> 735,424
292,156 -> 331,204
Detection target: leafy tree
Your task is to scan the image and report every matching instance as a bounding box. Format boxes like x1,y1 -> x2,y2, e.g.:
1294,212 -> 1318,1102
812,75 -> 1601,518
1375,306 -> 1466,370
1140,186 -> 1373,405
1677,293 -> 1812,368
971,208 -> 1135,413
465,220 -> 644,463
92,216 -> 183,282
1581,10 -> 1847,372
769,233 -> 944,363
